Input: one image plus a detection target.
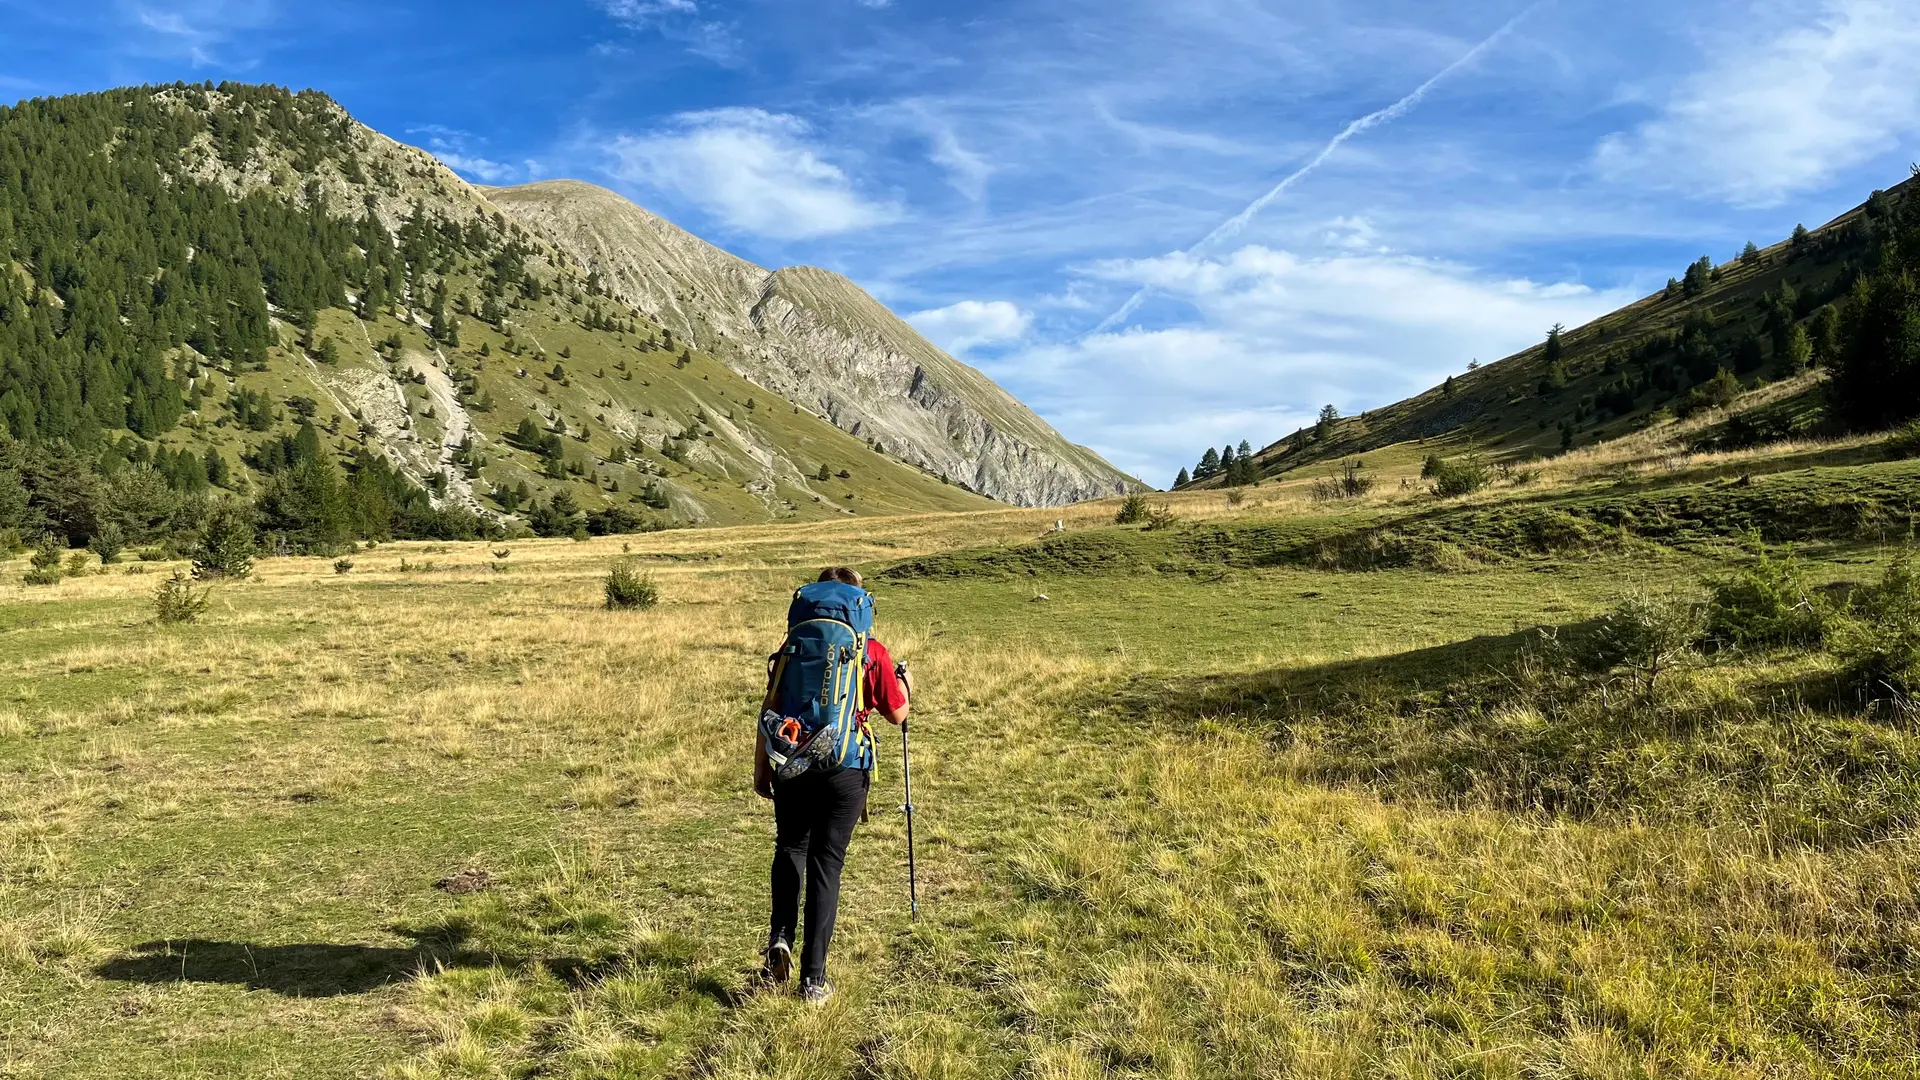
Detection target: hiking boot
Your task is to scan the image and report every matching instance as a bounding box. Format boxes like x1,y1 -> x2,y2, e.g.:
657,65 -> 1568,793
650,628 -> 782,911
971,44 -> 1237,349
761,940 -> 792,984
799,976 -> 834,1004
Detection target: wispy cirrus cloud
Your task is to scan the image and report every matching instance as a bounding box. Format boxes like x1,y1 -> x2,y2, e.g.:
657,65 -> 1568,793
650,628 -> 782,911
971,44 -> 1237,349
591,0 -> 740,64
603,109 -> 902,239
1594,0 -> 1920,207
124,0 -> 274,66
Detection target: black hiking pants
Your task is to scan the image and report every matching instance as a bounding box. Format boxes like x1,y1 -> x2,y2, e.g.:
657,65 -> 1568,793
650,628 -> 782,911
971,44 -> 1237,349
770,766 -> 869,982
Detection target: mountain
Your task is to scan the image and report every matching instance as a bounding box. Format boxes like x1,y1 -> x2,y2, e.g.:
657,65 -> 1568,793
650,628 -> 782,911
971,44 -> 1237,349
0,82 -> 1128,548
481,180 -> 1136,506
1177,174 -> 1918,488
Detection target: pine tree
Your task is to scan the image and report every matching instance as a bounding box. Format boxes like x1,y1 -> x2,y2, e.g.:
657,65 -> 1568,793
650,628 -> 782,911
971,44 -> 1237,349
1315,405 -> 1339,440
193,502 -> 256,579
1196,447 -> 1220,478
1174,467 -> 1190,487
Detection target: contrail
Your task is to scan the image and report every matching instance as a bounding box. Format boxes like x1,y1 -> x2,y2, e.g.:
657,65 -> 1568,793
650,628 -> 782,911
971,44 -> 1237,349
1091,3 -> 1545,334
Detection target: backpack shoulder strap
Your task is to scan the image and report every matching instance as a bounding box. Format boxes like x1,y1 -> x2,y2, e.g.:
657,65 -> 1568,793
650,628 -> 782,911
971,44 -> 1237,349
762,650 -> 788,712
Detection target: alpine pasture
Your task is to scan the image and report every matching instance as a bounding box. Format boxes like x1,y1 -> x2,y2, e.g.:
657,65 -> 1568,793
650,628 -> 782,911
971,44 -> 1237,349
7,443 -> 1920,1079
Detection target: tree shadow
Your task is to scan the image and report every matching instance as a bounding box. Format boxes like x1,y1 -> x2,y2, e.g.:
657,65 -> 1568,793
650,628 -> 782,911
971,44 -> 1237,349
94,920 -> 753,1003
93,930 -> 484,996
1131,620 -> 1600,727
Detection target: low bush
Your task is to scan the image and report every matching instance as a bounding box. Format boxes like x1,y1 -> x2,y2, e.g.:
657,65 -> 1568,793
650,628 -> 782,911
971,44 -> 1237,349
1143,503 -> 1179,531
88,524 -> 124,564
1582,590 -> 1706,693
192,504 -> 255,580
21,565 -> 61,586
1310,461 -> 1376,502
604,560 -> 659,610
153,571 -> 209,625
29,535 -> 61,573
1428,455 -> 1491,497
1887,421 -> 1920,460
333,558 -> 354,575
1829,553 -> 1920,705
1704,546 -> 1827,650
1114,493 -> 1150,525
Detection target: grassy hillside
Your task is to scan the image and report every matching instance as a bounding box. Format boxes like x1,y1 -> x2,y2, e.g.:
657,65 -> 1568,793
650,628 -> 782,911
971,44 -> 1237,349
8,434 -> 1920,1075
0,83 -> 994,538
1180,174 -> 1918,490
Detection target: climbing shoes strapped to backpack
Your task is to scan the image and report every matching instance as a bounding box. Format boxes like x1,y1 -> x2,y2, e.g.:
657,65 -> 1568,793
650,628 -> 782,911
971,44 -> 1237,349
759,581 -> 875,781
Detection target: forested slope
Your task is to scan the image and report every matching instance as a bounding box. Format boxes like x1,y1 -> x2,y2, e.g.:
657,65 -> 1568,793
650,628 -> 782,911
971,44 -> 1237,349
1176,172 -> 1920,489
0,83 -> 995,555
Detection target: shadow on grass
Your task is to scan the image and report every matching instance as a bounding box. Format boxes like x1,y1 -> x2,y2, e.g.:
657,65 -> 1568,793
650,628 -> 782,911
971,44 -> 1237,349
1129,620 -> 1597,725
93,932 -> 480,996
95,920 -> 758,1003
91,923 -> 662,998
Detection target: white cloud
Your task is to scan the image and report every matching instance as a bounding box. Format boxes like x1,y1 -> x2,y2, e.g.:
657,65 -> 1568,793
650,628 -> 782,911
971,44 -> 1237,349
906,300 -> 1031,355
604,109 -> 902,239
130,1 -> 271,66
411,126 -> 521,184
596,0 -> 697,25
983,243 -> 1634,484
592,0 -> 740,64
927,126 -> 993,202
1594,0 -> 1920,207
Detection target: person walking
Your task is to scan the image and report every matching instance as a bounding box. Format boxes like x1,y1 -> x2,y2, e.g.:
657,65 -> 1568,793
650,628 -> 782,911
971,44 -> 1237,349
754,567 -> 909,1003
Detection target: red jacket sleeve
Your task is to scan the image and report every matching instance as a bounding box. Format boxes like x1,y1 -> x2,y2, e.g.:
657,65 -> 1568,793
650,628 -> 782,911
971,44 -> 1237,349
864,639 -> 907,717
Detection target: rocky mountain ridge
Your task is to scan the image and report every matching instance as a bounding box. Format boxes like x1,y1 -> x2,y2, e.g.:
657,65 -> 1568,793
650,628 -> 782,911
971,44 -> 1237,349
482,180 -> 1136,506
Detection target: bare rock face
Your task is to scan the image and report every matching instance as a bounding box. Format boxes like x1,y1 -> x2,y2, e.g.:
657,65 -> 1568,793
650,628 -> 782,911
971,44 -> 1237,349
482,180 -> 1137,506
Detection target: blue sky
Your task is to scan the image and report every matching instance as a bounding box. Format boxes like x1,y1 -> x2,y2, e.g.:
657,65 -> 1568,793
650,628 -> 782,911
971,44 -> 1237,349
6,0 -> 1920,484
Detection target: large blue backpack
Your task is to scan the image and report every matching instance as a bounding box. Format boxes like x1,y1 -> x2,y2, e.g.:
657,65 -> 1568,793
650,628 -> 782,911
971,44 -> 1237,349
759,580 -> 874,780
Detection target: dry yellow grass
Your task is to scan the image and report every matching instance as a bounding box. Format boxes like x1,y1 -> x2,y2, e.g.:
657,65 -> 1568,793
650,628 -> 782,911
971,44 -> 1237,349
2,495 -> 1918,1077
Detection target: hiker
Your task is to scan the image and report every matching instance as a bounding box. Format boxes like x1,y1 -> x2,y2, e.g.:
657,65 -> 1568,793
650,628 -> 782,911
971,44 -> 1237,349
754,566 -> 910,1003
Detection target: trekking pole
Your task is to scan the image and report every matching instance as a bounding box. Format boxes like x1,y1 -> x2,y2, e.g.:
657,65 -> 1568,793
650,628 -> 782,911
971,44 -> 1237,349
900,716 -> 919,922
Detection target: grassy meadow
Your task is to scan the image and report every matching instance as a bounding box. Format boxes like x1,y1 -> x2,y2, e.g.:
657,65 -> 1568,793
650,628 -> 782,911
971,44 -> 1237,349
5,460 -> 1920,1077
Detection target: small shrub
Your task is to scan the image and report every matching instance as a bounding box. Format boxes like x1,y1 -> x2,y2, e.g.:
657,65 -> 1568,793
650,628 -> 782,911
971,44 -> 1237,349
1830,553 -> 1920,704
1310,461 -> 1376,502
29,535 -> 62,572
1224,489 -> 1247,508
333,558 -> 355,575
1429,456 -> 1491,498
135,547 -> 168,562
1144,504 -> 1179,531
1703,546 -> 1826,650
22,565 -> 61,586
1886,421 -> 1920,460
396,558 -> 437,573
193,504 -> 255,580
604,560 -> 659,610
1584,591 -> 1706,693
63,552 -> 92,578
153,571 -> 209,625
88,524 -> 125,564
124,564 -> 147,575
1114,493 -> 1150,525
